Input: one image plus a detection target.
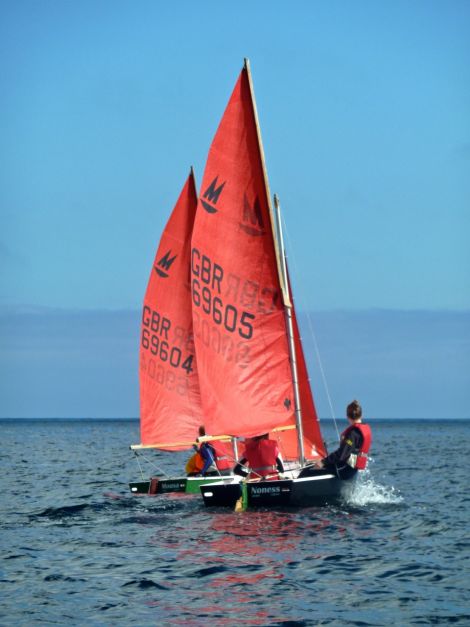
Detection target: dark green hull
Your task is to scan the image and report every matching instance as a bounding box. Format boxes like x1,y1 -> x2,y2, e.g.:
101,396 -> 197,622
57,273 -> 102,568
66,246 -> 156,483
129,474 -> 231,496
129,477 -> 187,495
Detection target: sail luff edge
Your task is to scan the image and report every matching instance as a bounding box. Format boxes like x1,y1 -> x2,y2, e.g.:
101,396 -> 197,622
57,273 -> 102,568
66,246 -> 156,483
274,193 -> 306,465
243,58 -> 291,307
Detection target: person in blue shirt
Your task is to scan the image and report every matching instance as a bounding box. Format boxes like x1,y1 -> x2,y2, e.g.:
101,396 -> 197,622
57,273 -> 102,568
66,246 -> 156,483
195,426 -> 218,477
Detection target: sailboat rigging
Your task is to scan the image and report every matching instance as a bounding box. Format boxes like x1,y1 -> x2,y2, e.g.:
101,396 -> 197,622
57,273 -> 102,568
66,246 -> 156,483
130,58 -> 371,507
129,170 -> 236,495
194,59 -> 363,507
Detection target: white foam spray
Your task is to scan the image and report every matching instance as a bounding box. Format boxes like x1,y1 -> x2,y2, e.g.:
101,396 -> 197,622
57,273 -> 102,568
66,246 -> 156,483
343,464 -> 403,506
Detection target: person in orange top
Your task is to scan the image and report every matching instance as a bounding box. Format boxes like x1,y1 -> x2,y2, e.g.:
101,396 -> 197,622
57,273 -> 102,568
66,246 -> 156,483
185,449 -> 204,475
186,425 -> 219,477
233,433 -> 284,480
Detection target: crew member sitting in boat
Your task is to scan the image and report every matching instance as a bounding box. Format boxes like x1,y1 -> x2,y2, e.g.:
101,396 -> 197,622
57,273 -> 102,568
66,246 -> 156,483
186,426 -> 219,477
320,400 -> 372,480
184,448 -> 204,475
233,433 -> 284,481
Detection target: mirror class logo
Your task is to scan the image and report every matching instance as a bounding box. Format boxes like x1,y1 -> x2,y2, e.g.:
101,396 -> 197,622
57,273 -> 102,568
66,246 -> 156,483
240,193 -> 265,236
155,250 -> 177,278
200,176 -> 225,214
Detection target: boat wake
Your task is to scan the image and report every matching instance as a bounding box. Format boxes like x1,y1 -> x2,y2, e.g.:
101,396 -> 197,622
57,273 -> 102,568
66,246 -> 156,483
343,469 -> 403,506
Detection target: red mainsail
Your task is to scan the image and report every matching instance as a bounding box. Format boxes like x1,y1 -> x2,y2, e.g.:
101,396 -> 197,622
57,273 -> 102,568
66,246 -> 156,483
139,171 -> 203,449
190,61 -> 325,460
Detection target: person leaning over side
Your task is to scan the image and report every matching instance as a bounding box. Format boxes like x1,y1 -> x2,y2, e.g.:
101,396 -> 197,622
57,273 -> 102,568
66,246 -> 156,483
321,399 -> 372,480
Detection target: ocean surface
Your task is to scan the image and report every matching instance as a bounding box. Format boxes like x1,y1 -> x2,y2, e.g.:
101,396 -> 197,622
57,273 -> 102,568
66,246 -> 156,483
1,418 -> 469,626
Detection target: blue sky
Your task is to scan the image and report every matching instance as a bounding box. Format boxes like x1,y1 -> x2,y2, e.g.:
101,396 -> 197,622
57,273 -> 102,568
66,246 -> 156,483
1,1 -> 469,418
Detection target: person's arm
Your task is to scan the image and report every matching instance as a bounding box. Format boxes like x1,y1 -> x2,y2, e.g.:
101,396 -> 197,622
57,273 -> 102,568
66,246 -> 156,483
322,439 -> 352,465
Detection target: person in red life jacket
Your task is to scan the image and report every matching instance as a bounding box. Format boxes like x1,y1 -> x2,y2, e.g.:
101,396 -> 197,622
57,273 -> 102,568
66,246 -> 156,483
233,434 -> 284,481
321,400 -> 372,480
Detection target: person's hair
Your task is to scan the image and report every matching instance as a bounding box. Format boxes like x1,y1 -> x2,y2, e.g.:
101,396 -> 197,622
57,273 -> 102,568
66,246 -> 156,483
346,400 -> 362,421
198,425 -> 206,437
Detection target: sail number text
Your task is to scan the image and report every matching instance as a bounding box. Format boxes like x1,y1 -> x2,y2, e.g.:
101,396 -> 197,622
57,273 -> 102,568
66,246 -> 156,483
191,248 -> 255,339
141,306 -> 194,374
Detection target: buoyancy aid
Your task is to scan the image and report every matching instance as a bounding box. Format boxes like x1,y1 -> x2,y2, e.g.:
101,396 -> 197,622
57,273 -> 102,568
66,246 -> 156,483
211,441 -> 233,471
243,439 -> 280,479
185,451 -> 204,474
341,422 -> 372,470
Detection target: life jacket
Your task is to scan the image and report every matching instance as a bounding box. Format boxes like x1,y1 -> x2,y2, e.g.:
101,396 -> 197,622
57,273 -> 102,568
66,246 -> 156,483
341,422 -> 372,470
243,439 -> 280,479
211,441 -> 233,471
185,452 -> 204,474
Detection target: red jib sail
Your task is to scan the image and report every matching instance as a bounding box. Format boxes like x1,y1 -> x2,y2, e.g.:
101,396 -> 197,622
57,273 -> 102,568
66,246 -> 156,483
191,61 -> 325,460
274,303 -> 326,460
140,171 -> 203,449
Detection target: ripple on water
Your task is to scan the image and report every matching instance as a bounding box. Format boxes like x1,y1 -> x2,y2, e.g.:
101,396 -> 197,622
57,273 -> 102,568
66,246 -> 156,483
2,419 -> 470,625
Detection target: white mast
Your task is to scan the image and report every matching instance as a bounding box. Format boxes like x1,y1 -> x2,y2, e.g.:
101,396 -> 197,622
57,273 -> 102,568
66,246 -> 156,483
273,194 -> 305,467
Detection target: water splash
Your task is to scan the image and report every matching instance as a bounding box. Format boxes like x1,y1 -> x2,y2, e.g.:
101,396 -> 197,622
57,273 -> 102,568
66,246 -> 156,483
343,469 -> 403,506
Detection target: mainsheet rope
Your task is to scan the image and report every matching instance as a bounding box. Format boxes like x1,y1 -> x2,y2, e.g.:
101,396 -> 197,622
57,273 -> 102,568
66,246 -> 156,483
281,214 -> 340,441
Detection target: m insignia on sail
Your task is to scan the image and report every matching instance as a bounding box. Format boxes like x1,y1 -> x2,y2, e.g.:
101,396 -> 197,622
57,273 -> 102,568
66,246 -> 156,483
200,176 -> 226,214
240,193 -> 265,236
155,250 -> 177,278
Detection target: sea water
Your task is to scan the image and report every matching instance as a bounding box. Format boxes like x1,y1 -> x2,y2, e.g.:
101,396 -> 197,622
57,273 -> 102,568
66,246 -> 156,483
1,418 -> 469,626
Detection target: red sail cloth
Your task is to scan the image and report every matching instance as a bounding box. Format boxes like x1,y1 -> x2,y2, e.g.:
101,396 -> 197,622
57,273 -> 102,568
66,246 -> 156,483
140,173 -> 203,449
191,67 -> 295,438
274,304 -> 326,460
191,65 -> 325,465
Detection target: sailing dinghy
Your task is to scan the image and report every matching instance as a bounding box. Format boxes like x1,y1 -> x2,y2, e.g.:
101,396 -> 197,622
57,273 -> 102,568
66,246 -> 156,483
192,59 -> 357,508
129,170 -> 236,495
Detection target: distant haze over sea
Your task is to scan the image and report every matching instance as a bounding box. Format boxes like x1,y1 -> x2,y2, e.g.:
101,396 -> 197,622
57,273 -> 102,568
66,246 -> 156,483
1,306 -> 469,420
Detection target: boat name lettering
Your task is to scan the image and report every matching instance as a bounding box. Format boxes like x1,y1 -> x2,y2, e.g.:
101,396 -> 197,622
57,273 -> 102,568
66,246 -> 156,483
191,247 -> 255,340
251,486 -> 281,496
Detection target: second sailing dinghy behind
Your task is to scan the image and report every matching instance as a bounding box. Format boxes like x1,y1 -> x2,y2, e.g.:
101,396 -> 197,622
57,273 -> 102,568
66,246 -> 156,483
129,171 -> 235,495
194,59 -> 360,508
